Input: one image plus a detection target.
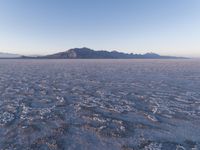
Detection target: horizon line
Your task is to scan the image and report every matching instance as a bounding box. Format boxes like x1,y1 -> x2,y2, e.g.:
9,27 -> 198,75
0,47 -> 197,58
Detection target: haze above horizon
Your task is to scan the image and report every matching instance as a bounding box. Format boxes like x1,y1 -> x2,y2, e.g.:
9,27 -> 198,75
0,0 -> 200,57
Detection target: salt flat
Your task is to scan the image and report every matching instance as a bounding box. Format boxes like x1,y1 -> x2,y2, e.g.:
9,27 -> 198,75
0,59 -> 200,150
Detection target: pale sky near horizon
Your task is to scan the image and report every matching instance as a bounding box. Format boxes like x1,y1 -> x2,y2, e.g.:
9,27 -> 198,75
0,0 -> 200,57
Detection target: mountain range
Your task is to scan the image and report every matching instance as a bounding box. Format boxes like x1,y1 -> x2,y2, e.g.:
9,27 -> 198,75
21,47 -> 185,59
0,48 -> 186,59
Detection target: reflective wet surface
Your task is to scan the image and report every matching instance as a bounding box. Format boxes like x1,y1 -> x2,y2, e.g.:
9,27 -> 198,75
0,59 -> 200,150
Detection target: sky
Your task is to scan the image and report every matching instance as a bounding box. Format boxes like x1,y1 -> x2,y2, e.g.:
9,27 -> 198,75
0,0 -> 200,57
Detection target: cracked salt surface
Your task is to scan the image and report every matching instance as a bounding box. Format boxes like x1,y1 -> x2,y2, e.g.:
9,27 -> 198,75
0,59 -> 200,150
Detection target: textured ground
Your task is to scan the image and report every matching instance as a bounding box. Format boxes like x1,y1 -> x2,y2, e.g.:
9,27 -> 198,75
0,59 -> 200,150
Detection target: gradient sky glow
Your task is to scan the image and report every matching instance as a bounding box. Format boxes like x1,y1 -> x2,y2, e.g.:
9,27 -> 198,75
0,0 -> 200,56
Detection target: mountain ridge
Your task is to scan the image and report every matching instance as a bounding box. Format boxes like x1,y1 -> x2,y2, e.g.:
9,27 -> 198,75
34,47 -> 185,59
1,48 -> 186,59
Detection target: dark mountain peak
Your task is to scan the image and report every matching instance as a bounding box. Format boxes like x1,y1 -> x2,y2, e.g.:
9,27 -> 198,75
70,47 -> 93,52
144,52 -> 160,57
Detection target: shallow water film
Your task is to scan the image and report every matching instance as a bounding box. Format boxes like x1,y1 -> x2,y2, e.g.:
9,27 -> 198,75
0,59 -> 200,150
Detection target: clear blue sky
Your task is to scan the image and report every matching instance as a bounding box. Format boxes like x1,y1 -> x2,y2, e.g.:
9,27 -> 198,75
0,0 -> 199,56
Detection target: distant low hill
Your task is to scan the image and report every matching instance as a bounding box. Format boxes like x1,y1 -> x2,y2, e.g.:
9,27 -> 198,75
0,52 -> 21,58
27,47 -> 185,59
